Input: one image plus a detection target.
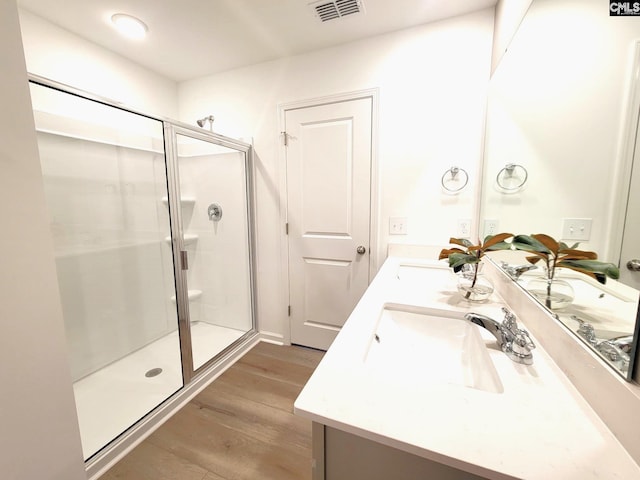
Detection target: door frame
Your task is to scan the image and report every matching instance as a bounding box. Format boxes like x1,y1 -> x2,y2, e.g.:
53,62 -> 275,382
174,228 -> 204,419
277,88 -> 380,345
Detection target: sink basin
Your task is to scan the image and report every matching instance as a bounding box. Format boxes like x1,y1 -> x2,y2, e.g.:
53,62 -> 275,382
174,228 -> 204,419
363,305 -> 504,393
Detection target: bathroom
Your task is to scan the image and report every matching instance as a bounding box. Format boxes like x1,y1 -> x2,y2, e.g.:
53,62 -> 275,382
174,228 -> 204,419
2,0 -> 640,478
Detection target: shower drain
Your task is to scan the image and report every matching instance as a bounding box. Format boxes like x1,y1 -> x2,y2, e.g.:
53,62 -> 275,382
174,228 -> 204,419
145,367 -> 163,378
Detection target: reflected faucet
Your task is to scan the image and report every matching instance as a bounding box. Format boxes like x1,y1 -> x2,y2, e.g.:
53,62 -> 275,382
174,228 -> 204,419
465,307 -> 536,365
596,341 -> 630,372
609,335 -> 635,354
572,315 -> 631,372
500,261 -> 538,281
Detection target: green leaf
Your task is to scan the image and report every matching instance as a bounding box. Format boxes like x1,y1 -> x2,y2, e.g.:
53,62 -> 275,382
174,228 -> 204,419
532,234 -> 559,255
438,247 -> 465,260
447,253 -> 478,272
449,237 -> 474,248
559,249 -> 598,260
512,234 -> 552,254
485,241 -> 513,252
482,232 -> 513,250
558,259 -> 620,282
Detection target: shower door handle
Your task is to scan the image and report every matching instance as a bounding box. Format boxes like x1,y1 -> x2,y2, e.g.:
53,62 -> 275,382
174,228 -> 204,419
180,250 -> 189,270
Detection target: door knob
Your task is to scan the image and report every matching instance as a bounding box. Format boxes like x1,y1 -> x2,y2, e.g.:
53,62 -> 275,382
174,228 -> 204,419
356,245 -> 366,255
627,259 -> 640,271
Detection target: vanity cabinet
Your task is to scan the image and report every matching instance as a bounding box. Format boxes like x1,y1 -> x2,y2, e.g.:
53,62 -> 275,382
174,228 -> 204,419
312,423 -> 487,480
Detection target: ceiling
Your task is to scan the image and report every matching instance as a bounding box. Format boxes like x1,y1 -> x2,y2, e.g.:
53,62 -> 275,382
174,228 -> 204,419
17,0 -> 497,82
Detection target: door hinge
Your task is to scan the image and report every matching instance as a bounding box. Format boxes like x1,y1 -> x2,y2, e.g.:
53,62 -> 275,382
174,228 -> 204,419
285,222 -> 289,235
180,250 -> 189,270
288,305 -> 291,316
281,131 -> 288,146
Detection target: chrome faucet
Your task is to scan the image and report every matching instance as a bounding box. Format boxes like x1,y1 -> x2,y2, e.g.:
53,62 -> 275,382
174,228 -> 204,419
464,307 -> 536,365
609,335 -> 635,354
596,340 -> 630,372
500,261 -> 538,281
572,315 -> 631,372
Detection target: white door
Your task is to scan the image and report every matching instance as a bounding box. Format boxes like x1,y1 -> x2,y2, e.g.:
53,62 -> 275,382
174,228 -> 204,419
285,97 -> 373,350
619,123 -> 640,289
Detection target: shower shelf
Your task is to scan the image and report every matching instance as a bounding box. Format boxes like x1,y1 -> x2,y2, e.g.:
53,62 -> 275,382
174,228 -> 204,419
164,234 -> 198,246
161,196 -> 196,206
170,289 -> 202,303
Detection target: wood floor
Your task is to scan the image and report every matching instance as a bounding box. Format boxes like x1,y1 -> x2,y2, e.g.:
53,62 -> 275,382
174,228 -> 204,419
101,342 -> 325,480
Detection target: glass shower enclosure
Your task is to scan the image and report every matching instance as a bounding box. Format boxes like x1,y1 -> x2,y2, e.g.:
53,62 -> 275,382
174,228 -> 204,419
29,77 -> 257,461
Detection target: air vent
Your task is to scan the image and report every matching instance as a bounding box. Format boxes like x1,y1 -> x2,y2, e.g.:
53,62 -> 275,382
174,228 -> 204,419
311,0 -> 364,22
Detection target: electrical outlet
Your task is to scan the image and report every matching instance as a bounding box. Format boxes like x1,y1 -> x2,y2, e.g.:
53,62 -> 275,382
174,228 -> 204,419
457,219 -> 471,239
483,219 -> 499,237
561,218 -> 592,241
389,217 -> 408,235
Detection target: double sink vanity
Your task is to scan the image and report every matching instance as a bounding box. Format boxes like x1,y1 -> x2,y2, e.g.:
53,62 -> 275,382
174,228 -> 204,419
294,247 -> 640,480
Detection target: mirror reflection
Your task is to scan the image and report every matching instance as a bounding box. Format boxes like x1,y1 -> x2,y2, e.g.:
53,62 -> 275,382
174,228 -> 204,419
481,0 -> 640,379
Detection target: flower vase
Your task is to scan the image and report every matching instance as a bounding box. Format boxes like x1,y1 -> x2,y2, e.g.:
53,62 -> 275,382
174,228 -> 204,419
457,263 -> 494,302
526,276 -> 574,310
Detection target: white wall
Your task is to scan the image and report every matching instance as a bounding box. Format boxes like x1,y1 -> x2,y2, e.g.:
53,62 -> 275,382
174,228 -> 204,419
18,8 -> 178,119
482,0 -> 639,262
179,9 -> 495,342
0,0 -> 86,478
176,149 -> 253,332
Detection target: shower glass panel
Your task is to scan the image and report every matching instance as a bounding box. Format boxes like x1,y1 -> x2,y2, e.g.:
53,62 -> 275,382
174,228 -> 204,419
29,82 -> 182,460
172,131 -> 254,371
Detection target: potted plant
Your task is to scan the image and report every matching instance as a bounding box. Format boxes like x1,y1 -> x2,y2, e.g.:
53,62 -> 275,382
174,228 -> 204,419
512,234 -> 620,309
439,233 -> 513,301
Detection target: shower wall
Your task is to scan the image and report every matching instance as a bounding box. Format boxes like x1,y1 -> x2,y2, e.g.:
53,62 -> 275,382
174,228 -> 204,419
34,108 -> 178,381
34,98 -> 254,381
174,149 -> 253,332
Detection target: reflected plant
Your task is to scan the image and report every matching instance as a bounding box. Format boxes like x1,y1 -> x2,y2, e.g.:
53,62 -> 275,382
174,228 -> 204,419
439,233 -> 513,299
513,233 -> 620,310
512,234 -> 620,308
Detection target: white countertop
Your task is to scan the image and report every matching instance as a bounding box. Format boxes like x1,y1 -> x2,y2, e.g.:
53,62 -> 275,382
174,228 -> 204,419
294,256 -> 640,480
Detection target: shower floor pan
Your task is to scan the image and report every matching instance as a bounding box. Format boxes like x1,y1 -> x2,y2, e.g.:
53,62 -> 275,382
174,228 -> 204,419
72,322 -> 246,459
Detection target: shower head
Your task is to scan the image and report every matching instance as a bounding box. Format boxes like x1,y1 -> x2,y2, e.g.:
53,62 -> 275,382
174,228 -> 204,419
196,115 -> 215,130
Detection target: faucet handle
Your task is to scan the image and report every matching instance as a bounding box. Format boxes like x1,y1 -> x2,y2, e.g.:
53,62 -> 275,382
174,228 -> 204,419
501,307 -> 518,330
512,329 -> 536,356
596,340 -> 630,371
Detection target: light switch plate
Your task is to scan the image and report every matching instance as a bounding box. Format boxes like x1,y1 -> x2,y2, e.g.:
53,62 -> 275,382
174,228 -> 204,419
561,218 -> 592,241
389,217 -> 407,235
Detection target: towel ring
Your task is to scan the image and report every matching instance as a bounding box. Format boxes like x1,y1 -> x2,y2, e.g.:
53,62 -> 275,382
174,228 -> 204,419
441,166 -> 469,193
496,163 -> 528,191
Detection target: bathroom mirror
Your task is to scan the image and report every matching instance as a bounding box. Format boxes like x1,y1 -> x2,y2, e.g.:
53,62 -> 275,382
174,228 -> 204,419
480,0 -> 640,380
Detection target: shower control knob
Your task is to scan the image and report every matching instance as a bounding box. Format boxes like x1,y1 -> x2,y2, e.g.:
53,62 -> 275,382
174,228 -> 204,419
356,245 -> 366,255
627,259 -> 640,272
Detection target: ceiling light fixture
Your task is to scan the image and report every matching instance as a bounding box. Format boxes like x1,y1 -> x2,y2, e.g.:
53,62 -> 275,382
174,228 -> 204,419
111,13 -> 148,40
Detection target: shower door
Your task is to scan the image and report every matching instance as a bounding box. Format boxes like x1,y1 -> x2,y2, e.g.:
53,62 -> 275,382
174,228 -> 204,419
165,126 -> 255,378
29,81 -> 184,460
30,77 -> 257,462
